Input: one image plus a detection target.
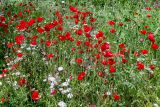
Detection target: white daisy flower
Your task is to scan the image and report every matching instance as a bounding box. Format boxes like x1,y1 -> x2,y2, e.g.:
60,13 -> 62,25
58,101 -> 67,107
58,66 -> 64,72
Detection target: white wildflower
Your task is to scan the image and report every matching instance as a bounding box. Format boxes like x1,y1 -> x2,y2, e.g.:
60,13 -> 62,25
67,93 -> 73,98
70,59 -> 75,65
58,66 -> 64,72
58,101 -> 67,107
48,76 -> 56,82
15,72 -> 21,76
61,88 -> 72,94
59,88 -> 63,91
153,103 -> 159,107
60,82 -> 69,87
43,79 -> 47,82
13,81 -> 19,89
66,79 -> 70,83
26,47 -> 31,50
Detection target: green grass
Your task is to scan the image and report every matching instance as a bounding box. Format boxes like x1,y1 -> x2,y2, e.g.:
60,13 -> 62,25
0,0 -> 160,106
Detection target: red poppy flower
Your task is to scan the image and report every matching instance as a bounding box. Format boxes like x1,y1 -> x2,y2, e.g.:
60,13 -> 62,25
151,44 -> 159,50
7,42 -> 14,48
141,49 -> 148,55
122,58 -> 128,64
101,60 -> 108,65
108,59 -> 116,65
76,58 -> 83,64
76,29 -> 83,35
103,51 -> 114,58
97,71 -> 104,77
53,20 -> 59,26
79,50 -> 84,54
44,23 -> 54,31
69,6 -> 78,12
95,54 -> 101,59
65,32 -> 71,39
18,78 -> 27,86
2,68 -> 8,74
150,65 -> 155,70
85,33 -> 91,39
148,33 -> 155,42
17,53 -> 23,58
140,30 -> 147,35
1,97 -> 5,102
77,71 -> 86,81
144,26 -> 149,29
109,66 -> 116,73
37,17 -> 43,23
57,26 -> 63,31
119,43 -> 125,49
32,91 -> 40,101
107,20 -> 115,26
47,53 -> 54,59
18,12 -> 23,17
109,29 -> 116,33
100,43 -> 110,51
51,90 -> 57,95
95,31 -> 104,39
146,7 -> 151,11
15,35 -> 25,45
83,25 -> 92,32
90,17 -> 96,23
118,22 -> 123,26
76,40 -> 82,46
30,41 -> 37,46
58,35 -> 66,41
70,48 -> 76,53
37,27 -> 44,33
84,41 -> 91,47
16,20 -> 27,30
113,93 -> 120,101
28,18 -> 35,27
46,40 -> 51,47
137,62 -> 145,70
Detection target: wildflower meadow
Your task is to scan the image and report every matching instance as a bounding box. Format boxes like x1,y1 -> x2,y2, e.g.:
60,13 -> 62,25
0,0 -> 160,106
